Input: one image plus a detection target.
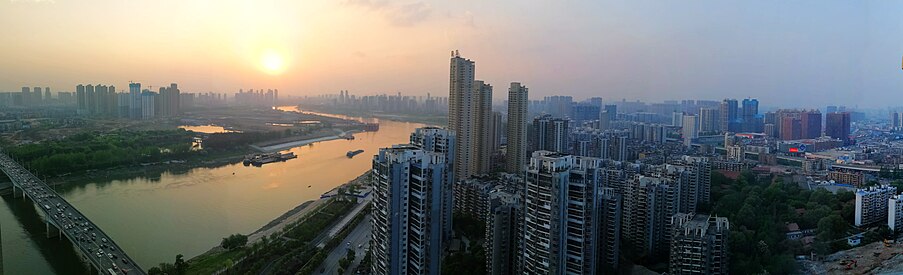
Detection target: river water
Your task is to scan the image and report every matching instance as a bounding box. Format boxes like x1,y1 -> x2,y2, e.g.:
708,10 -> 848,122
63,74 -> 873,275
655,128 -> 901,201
0,107 -> 426,273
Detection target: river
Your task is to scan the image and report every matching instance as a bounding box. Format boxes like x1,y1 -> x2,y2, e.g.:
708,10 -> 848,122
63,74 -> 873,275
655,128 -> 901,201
0,107 -> 427,273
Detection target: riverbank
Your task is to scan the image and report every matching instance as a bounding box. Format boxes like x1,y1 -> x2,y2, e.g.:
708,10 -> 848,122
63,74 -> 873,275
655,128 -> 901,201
296,105 -> 445,126
184,171 -> 371,271
252,134 -> 343,153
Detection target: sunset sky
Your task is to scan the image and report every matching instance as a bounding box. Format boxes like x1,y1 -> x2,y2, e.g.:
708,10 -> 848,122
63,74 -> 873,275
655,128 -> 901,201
1,0 -> 902,107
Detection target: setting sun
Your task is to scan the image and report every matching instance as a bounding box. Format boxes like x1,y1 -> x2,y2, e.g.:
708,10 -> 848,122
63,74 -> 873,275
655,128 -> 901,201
260,50 -> 285,75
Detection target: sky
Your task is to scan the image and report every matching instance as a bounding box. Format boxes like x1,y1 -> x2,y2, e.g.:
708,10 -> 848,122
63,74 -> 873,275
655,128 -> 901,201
1,0 -> 902,108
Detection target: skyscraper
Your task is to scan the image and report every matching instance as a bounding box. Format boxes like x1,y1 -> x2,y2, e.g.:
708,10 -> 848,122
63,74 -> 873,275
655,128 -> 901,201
129,83 -> 142,119
76,84 -> 87,115
699,107 -> 719,133
719,99 -> 738,132
488,111 -> 503,154
800,111 -> 822,139
604,105 -> 617,121
448,51 -> 492,179
741,98 -> 759,132
485,189 -> 523,275
372,128 -> 455,275
530,114 -> 570,153
682,114 -> 699,146
669,213 -> 730,275
506,82 -> 528,173
522,151 -> 610,274
826,112 -> 852,145
598,187 -> 622,273
622,175 -> 678,258
780,116 -> 802,140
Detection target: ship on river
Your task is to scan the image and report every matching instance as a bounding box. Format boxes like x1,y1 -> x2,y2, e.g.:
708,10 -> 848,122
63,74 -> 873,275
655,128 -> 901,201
243,152 -> 297,166
346,150 -> 364,158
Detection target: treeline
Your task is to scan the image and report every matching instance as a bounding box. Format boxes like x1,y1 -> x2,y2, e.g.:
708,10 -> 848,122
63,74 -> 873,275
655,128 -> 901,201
711,171 -> 857,274
203,131 -> 285,150
5,130 -> 194,176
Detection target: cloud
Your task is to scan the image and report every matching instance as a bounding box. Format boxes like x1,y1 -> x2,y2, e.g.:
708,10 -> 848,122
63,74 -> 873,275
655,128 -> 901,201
463,11 -> 475,28
387,2 -> 431,26
345,0 -> 389,10
346,0 -> 432,27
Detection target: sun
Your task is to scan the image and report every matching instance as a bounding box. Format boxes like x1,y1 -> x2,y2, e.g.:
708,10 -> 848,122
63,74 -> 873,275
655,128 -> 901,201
260,50 -> 285,75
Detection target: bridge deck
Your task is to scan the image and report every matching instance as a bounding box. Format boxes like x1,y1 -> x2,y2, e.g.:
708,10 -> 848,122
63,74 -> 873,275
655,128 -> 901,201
0,152 -> 145,275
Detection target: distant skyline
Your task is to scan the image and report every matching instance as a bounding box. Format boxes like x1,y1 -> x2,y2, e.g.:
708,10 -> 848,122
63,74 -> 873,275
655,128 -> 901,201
2,1 -> 902,107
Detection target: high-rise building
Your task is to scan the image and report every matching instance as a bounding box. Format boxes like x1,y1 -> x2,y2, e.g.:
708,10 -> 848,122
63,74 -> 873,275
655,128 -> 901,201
544,96 -> 573,118
161,83 -> 181,117
21,87 -> 31,106
622,175 -> 678,258
530,114 -> 570,153
488,111 -> 503,155
890,195 -> 903,233
523,151 -> 611,274
76,84 -> 87,115
372,128 -> 455,275
485,189 -> 523,275
800,111 -> 822,139
140,91 -> 156,120
604,105 -> 617,121
129,83 -> 142,119
448,51 -> 492,179
32,87 -> 43,105
506,82 -> 528,173
409,127 -> 456,241
669,213 -> 730,275
719,99 -> 738,132
741,98 -> 759,132
671,156 -> 712,214
682,114 -> 699,146
699,107 -> 719,133
780,116 -> 802,140
572,104 -> 600,124
826,112 -> 851,145
855,185 -> 897,227
598,187 -> 622,273
44,87 -> 51,103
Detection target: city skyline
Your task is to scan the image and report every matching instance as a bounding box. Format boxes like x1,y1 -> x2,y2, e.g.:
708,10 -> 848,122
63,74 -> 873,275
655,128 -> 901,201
2,1 -> 903,107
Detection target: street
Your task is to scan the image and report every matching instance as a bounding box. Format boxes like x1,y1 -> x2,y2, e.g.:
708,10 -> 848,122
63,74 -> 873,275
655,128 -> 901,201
316,214 -> 372,274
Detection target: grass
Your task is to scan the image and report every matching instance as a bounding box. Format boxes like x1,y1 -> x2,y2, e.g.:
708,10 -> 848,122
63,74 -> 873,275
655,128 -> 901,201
185,248 -> 247,275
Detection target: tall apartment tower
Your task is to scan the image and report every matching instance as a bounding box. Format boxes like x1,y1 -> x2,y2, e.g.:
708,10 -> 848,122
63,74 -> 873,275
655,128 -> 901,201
506,82 -> 529,173
671,156 -> 712,214
76,84 -> 87,115
523,151 -> 611,274
485,189 -> 523,275
682,114 -> 699,146
598,187 -> 622,273
669,213 -> 730,275
488,111 -> 503,154
889,195 -> 903,232
409,127 -> 456,242
800,111 -> 822,139
719,99 -> 738,132
129,83 -> 142,119
855,185 -> 898,227
371,128 -> 455,275
448,51 -> 491,179
21,87 -> 31,106
531,114 -> 570,153
699,107 -> 720,133
826,112 -> 851,145
622,175 -> 678,258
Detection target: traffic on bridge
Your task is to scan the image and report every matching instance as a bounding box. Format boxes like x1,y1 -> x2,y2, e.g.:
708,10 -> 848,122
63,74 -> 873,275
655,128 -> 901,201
0,152 -> 145,275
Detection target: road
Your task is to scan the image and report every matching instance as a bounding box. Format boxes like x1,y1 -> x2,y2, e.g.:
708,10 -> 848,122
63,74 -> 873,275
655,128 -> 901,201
316,214 -> 372,274
0,152 -> 145,275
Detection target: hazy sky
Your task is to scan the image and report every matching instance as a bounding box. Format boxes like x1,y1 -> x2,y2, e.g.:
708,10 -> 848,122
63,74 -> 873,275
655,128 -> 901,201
1,0 -> 902,107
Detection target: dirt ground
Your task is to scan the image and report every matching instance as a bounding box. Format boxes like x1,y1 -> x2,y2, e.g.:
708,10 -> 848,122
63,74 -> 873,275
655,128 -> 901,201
800,241 -> 903,274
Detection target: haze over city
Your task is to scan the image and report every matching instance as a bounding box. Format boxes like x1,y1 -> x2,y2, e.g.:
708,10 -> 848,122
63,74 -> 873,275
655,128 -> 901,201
2,0 -> 902,107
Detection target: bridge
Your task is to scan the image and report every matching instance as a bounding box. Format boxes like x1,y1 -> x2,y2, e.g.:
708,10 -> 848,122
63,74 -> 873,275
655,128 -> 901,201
0,151 -> 145,275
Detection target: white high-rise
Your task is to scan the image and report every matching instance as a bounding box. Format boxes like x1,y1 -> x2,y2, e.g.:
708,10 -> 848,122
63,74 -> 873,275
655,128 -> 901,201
371,127 -> 455,275
682,114 -> 699,146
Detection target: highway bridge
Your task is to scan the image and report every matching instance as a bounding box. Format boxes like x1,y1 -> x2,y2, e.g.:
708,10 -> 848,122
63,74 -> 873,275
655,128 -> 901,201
0,151 -> 145,275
